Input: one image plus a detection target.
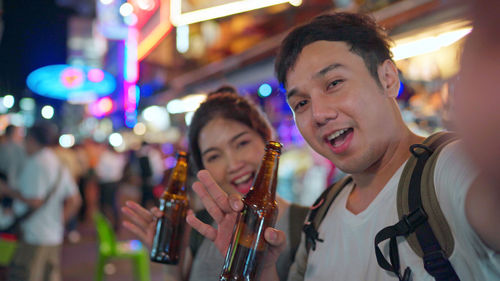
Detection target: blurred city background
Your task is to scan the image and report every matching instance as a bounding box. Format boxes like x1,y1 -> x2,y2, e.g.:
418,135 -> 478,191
0,0 -> 473,280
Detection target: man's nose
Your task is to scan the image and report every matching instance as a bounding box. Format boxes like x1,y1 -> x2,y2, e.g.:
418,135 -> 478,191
311,98 -> 338,127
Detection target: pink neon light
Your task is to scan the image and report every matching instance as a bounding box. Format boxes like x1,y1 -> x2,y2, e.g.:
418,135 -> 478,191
88,68 -> 105,83
61,67 -> 84,88
125,28 -> 139,83
123,82 -> 137,112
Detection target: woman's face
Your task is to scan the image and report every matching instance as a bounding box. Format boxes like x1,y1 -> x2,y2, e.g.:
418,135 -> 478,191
198,117 -> 266,195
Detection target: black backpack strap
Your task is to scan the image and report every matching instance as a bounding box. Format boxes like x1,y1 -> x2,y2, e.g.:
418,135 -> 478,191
375,132 -> 460,281
303,175 -> 352,253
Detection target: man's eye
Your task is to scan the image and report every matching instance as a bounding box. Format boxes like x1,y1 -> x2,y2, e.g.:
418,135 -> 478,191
327,79 -> 344,90
294,100 -> 308,111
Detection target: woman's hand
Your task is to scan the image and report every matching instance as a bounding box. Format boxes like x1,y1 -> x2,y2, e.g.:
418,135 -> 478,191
186,170 -> 240,255
121,200 -> 162,249
186,170 -> 287,271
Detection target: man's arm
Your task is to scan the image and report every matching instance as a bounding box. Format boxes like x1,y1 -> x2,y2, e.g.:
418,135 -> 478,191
0,179 -> 43,209
63,191 -> 82,223
465,175 -> 500,252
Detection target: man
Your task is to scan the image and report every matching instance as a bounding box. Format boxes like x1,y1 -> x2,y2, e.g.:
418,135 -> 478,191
0,124 -> 26,190
186,13 -> 500,280
0,122 -> 81,281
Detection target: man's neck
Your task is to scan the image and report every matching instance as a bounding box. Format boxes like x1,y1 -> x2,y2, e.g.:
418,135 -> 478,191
346,130 -> 424,214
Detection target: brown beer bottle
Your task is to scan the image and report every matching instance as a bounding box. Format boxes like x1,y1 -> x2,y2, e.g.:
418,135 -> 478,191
220,141 -> 282,281
150,151 -> 189,264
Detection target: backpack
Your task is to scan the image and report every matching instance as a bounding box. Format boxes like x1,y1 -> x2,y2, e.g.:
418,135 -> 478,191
302,132 -> 460,281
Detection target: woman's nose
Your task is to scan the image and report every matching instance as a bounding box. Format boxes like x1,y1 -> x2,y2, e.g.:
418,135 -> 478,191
226,151 -> 245,174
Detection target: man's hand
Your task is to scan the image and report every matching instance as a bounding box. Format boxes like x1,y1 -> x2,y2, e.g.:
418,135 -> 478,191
0,179 -> 11,195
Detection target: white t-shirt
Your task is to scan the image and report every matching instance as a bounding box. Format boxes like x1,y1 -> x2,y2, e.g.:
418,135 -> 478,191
14,148 -> 78,245
289,141 -> 500,281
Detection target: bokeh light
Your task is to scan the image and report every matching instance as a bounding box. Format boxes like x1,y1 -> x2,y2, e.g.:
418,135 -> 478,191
59,134 -> 76,148
258,83 -> 272,97
41,105 -> 54,119
109,132 -> 123,147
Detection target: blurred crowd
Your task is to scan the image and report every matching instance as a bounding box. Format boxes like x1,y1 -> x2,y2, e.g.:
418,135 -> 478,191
0,123 -> 177,241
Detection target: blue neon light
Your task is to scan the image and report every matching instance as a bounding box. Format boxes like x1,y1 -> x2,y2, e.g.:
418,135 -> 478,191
26,65 -> 116,102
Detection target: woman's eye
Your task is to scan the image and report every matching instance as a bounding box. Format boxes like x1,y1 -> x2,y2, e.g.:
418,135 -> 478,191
205,154 -> 219,163
237,140 -> 250,148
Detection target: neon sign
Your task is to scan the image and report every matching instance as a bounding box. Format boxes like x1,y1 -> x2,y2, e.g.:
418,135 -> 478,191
26,65 -> 116,103
170,0 -> 302,26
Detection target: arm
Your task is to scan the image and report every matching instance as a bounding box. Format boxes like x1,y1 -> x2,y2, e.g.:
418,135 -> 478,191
0,179 -> 43,208
465,175 -> 500,252
63,191 -> 82,223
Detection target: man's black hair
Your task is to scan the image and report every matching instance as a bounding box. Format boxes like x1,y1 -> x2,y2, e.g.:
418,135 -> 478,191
275,12 -> 393,89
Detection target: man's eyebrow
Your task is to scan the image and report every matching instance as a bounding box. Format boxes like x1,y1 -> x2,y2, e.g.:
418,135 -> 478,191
286,88 -> 298,100
314,63 -> 344,79
286,63 -> 344,100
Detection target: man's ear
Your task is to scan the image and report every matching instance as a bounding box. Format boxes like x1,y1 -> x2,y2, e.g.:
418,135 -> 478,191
377,59 -> 400,98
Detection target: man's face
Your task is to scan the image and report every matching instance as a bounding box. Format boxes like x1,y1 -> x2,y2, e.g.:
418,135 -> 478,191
285,41 -> 399,174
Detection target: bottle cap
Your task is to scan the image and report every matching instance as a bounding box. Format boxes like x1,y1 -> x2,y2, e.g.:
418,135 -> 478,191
176,150 -> 188,158
266,141 -> 283,153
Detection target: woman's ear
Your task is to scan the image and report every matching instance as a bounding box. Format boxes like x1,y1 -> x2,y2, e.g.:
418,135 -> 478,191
377,59 -> 400,98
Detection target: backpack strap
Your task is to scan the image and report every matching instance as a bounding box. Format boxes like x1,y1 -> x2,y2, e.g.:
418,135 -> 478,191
288,203 -> 310,263
375,131 -> 460,281
303,175 -> 352,253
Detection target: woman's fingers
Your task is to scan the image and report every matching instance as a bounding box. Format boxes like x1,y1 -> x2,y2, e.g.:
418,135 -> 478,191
149,207 -> 163,219
121,203 -> 152,229
197,170 -> 233,213
122,220 -> 149,246
192,181 -> 226,223
228,194 -> 244,212
264,227 -> 287,262
186,209 -> 217,241
126,201 -> 155,220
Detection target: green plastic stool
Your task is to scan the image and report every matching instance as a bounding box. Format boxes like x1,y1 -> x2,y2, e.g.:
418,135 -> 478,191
93,212 -> 151,281
0,234 -> 17,266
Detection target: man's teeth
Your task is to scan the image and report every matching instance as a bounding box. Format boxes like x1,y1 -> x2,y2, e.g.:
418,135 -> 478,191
234,174 -> 252,185
327,129 -> 348,141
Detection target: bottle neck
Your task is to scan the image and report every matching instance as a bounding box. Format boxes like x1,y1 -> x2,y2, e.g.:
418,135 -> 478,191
165,158 -> 188,195
245,150 -> 279,203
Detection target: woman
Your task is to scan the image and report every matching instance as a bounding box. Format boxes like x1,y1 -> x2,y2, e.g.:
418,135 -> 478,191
122,86 -> 308,281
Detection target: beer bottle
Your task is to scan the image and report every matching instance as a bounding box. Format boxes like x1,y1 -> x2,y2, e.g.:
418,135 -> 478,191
150,151 -> 189,264
220,141 -> 282,281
